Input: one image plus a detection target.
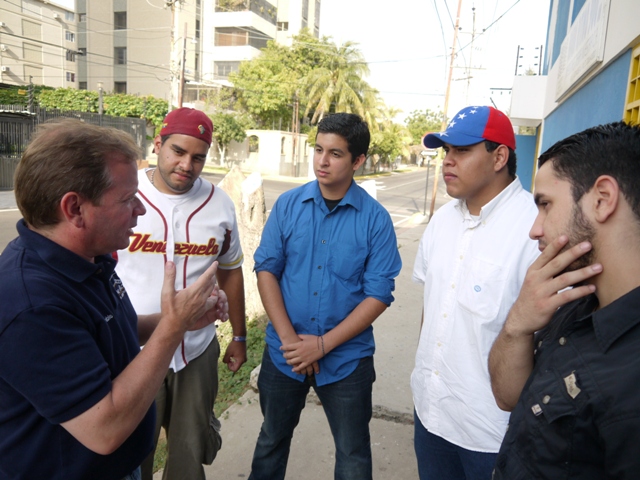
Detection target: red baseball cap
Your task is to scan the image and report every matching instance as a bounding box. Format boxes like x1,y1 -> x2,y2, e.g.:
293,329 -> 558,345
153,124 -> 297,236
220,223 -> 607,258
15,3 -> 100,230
160,108 -> 213,146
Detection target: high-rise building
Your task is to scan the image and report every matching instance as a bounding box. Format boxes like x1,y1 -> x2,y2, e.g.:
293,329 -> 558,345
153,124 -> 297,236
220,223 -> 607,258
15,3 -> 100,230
0,0 -> 79,90
76,0 -> 321,107
0,1 -> 321,106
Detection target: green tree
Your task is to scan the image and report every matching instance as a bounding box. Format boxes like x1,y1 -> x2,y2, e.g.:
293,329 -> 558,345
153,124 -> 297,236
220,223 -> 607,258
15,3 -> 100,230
404,109 -> 445,145
230,30 -> 328,129
210,112 -> 248,166
369,123 -> 412,172
230,31 -> 382,129
302,40 -> 380,126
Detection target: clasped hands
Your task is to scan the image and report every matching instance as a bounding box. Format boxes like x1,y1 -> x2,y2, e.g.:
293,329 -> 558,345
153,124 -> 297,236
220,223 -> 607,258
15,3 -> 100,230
281,334 -> 325,376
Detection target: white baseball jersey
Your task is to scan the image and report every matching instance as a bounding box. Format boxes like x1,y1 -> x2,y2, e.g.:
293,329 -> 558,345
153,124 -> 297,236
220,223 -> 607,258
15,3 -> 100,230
116,168 -> 244,372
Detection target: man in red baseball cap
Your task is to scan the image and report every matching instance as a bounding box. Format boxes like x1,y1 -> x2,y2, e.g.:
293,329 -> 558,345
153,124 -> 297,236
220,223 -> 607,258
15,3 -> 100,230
116,107 -> 247,480
411,106 -> 540,479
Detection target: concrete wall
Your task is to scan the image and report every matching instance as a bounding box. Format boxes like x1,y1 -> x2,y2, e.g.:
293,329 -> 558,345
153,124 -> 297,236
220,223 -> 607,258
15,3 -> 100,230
211,130 -> 312,178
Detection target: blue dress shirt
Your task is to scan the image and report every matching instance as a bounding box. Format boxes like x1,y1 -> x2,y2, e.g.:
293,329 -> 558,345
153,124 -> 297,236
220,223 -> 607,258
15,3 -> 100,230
254,180 -> 402,386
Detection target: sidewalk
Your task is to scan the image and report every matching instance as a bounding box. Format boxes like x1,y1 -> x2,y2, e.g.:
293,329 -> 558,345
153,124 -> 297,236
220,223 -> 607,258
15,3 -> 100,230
196,210 -> 446,480
0,190 -> 17,210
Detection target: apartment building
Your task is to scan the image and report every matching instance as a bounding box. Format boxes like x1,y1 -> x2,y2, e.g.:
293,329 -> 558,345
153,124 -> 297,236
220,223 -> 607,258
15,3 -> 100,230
0,0 -> 78,89
0,0 -> 321,105
76,0 -> 321,106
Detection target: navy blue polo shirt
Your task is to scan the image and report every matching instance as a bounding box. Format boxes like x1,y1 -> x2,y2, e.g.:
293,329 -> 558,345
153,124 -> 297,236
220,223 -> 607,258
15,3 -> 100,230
494,287 -> 640,479
0,221 -> 154,480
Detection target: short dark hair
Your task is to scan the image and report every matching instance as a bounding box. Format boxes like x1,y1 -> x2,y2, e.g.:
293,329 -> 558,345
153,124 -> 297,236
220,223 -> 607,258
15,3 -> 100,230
316,113 -> 370,162
484,140 -> 517,178
538,121 -> 640,221
15,119 -> 141,228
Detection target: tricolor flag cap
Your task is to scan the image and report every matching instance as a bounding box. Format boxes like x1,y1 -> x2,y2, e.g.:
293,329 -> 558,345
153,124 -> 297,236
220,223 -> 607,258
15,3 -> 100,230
422,106 -> 516,151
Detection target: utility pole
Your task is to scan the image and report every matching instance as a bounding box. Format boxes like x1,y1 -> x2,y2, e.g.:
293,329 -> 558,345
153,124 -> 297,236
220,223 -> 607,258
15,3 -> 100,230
291,93 -> 299,177
465,6 -> 476,104
166,0 -> 178,111
429,0 -> 463,220
178,22 -> 187,108
27,76 -> 34,113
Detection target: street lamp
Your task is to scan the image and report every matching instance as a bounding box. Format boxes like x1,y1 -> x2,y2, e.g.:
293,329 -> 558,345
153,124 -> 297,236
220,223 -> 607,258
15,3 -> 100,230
421,149 -> 437,215
97,81 -> 104,125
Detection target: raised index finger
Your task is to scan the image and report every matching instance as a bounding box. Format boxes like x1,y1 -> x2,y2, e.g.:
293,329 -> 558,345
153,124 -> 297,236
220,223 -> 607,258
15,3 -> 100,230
193,261 -> 219,289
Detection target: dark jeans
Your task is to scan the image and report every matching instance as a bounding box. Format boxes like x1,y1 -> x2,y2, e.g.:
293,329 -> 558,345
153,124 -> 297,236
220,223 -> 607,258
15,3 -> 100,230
414,411 -> 497,480
249,348 -> 375,480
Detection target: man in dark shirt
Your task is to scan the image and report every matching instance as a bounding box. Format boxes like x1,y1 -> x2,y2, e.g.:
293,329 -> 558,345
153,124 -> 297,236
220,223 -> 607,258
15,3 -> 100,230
0,119 -> 226,480
488,121 -> 640,478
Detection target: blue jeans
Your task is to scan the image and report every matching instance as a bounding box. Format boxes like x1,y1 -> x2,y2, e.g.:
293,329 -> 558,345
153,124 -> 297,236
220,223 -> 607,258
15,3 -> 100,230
414,411 -> 497,480
249,348 -> 375,480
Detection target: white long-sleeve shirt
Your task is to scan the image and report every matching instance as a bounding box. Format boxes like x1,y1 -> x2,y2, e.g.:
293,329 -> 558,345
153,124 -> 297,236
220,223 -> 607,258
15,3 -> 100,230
411,178 -> 539,452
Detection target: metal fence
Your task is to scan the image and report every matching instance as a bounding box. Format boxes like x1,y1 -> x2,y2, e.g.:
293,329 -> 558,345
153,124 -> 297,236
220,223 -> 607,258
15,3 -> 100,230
0,106 -> 148,190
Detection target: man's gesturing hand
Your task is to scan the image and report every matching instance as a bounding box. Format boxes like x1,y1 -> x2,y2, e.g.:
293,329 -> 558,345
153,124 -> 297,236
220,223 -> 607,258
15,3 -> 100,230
161,260 -> 219,333
506,235 -> 602,337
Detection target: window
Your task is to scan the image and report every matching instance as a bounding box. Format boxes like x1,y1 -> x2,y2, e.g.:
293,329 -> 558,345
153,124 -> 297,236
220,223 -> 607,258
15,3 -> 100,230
114,47 -> 127,65
78,47 -> 86,56
314,0 -> 320,30
22,20 -> 41,40
66,49 -> 76,62
65,11 -> 75,22
114,11 -> 126,30
277,22 -> 289,31
248,135 -> 259,153
215,61 -> 239,79
65,31 -> 75,42
114,82 -> 126,93
215,28 -> 247,46
66,72 -> 75,82
24,65 -> 42,84
22,1 -> 41,16
79,13 -> 86,22
23,43 -> 42,63
79,81 -> 87,90
195,53 -> 199,72
301,0 -> 309,28
624,43 -> 640,124
196,19 -> 200,39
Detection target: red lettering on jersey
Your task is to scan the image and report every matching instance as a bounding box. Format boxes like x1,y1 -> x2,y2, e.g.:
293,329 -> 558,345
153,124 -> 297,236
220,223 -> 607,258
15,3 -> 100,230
128,234 -> 219,256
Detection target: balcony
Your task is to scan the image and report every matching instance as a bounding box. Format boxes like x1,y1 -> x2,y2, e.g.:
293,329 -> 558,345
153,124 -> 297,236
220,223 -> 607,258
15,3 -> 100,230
216,0 -> 277,25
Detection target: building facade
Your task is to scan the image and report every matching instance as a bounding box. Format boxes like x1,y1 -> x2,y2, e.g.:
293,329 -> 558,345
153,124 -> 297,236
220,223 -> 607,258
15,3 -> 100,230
75,0 -> 321,106
510,0 -> 640,170
0,0 -> 321,106
0,0 -> 78,89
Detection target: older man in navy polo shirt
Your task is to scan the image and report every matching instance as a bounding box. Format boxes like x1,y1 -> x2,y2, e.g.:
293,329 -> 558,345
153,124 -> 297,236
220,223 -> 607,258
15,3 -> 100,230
0,119 -> 226,480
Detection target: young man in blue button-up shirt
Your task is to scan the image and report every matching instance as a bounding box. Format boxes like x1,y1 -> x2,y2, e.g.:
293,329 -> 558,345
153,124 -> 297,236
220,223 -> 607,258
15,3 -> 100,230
250,113 -> 402,480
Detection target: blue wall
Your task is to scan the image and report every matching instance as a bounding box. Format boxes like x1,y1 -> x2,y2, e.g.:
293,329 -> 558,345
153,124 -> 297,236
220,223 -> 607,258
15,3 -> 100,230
551,0 -> 572,68
541,49 -> 631,152
515,134 -> 538,192
572,0 -> 587,23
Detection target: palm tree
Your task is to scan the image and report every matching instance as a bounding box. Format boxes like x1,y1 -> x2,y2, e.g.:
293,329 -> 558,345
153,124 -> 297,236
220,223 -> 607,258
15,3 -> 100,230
302,41 -> 379,125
